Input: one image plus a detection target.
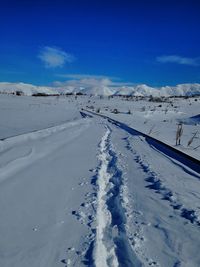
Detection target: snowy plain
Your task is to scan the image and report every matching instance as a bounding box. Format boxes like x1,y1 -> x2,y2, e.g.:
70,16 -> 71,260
0,94 -> 199,267
81,95 -> 200,160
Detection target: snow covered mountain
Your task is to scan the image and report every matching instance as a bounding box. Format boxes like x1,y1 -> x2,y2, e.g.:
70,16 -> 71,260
0,81 -> 200,96
115,84 -> 158,96
115,83 -> 200,97
0,82 -> 58,96
159,83 -> 200,96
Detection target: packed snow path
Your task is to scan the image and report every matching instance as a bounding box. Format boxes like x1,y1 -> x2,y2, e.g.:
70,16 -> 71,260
0,113 -> 200,267
94,126 -> 118,267
94,126 -> 141,267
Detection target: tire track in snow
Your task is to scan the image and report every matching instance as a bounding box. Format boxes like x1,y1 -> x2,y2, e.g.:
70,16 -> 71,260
94,125 -> 141,267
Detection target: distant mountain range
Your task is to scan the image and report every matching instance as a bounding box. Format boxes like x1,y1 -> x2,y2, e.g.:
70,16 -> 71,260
0,82 -> 200,97
0,82 -> 57,96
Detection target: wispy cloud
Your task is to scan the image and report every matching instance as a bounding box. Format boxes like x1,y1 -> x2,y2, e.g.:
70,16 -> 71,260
56,73 -> 119,80
53,78 -> 112,88
52,77 -> 138,91
53,74 -> 139,89
157,55 -> 200,66
38,46 -> 75,68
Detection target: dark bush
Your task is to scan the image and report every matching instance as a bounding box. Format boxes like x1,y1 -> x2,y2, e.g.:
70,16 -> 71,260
32,93 -> 49,97
16,90 -> 24,96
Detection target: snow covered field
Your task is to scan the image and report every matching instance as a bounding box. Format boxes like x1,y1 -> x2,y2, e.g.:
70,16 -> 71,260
80,95 -> 200,160
0,94 -> 199,267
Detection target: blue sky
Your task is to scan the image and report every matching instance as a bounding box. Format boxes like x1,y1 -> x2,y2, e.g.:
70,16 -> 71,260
0,0 -> 200,86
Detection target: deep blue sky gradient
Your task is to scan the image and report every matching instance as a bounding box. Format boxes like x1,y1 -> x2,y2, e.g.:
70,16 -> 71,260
0,0 -> 200,86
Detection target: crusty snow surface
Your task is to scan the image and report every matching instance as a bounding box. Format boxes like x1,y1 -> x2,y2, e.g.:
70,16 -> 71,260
0,95 -> 200,267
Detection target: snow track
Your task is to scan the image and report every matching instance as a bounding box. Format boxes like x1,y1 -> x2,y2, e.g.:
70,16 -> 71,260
94,126 -> 118,267
94,125 -> 141,267
124,135 -> 200,226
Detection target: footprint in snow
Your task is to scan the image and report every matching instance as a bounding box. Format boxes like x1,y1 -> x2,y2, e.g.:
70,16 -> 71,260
61,258 -> 71,266
71,210 -> 87,224
79,181 -> 88,186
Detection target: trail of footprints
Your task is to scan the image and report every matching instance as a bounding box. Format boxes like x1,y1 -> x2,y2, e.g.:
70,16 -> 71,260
124,136 -> 200,227
60,135 -> 161,266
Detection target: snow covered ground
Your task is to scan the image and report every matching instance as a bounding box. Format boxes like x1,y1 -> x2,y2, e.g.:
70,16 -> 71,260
0,94 -> 199,267
0,95 -> 81,139
80,95 -> 200,160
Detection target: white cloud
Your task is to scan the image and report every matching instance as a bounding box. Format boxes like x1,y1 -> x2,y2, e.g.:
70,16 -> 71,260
38,46 -> 75,68
157,55 -> 200,66
54,74 -> 139,88
53,77 -> 111,88
56,73 -> 119,80
53,77 -> 137,89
